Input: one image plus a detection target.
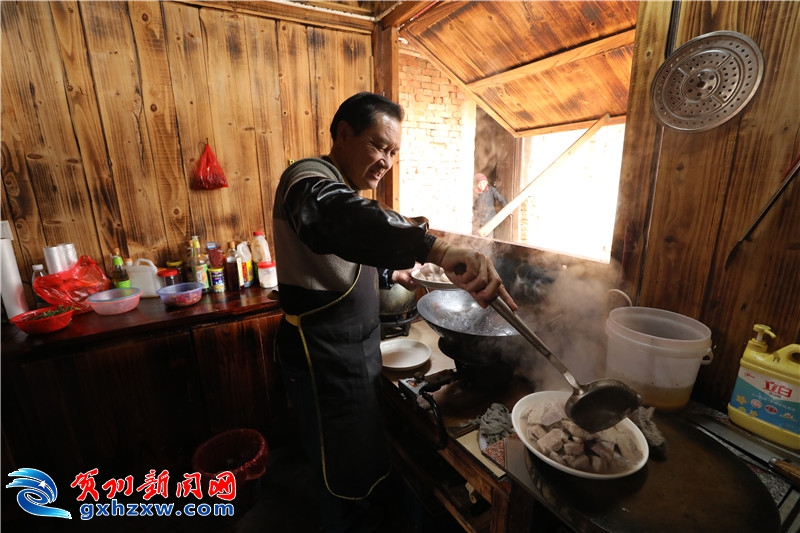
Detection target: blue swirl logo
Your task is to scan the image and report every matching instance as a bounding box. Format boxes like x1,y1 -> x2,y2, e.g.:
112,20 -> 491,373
6,468 -> 72,519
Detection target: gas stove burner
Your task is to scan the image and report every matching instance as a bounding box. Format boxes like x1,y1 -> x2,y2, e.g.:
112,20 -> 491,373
380,310 -> 419,339
438,339 -> 515,391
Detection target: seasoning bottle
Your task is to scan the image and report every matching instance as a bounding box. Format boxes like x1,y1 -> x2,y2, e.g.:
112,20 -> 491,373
31,264 -> 48,308
110,248 -> 131,288
157,268 -> 180,289
251,231 -> 271,284
209,267 -> 225,293
236,240 -> 254,288
188,236 -> 210,293
257,261 -> 277,289
225,240 -> 243,292
165,260 -> 184,284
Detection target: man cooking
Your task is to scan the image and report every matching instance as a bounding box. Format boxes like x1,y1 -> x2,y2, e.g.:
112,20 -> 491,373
272,91 -> 516,532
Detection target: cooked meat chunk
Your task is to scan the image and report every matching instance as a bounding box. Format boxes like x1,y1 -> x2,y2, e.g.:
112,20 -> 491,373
537,428 -> 566,454
520,398 -> 643,475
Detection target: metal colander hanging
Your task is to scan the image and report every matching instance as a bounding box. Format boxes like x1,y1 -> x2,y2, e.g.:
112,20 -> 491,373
651,30 -> 764,132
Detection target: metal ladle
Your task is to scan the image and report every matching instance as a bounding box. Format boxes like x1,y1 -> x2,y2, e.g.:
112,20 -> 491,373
491,298 -> 642,432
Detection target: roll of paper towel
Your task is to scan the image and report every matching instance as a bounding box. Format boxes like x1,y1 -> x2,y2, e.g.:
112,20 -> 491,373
1,223 -> 29,318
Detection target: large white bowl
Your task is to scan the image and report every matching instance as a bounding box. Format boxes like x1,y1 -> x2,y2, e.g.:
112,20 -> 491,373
511,390 -> 649,479
87,287 -> 142,315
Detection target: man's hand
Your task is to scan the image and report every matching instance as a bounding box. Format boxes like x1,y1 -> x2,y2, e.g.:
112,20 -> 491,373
391,264 -> 421,291
426,240 -> 517,310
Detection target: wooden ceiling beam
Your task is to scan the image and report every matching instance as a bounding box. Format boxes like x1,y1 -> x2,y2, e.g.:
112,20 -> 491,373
379,1 -> 440,29
173,0 -> 375,33
467,29 -> 636,91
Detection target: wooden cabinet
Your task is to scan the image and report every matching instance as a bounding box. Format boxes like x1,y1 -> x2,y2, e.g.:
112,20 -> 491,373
4,331 -> 203,481
193,313 -> 285,440
1,295 -> 286,486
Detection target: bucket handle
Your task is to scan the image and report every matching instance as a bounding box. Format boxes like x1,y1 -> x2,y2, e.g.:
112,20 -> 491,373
608,289 -> 632,307
701,347 -> 714,365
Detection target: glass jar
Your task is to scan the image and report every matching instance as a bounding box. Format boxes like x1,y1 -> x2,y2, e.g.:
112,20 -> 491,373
165,260 -> 184,284
157,268 -> 181,289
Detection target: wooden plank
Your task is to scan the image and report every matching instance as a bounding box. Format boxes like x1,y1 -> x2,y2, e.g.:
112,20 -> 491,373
80,2 -> 163,255
174,0 -> 375,34
50,1 -> 121,269
475,44 -> 634,133
611,0 -> 673,298
312,27 -> 374,198
199,7 -> 263,243
120,1 -> 189,261
245,15 -> 283,241
277,21 -> 318,162
695,0 -> 800,409
1,1 -> 100,269
311,27 -> 372,153
162,1 -> 214,252
468,30 -> 636,91
129,1 -> 184,260
638,0 -> 767,316
379,0 -> 438,29
373,24 -> 399,208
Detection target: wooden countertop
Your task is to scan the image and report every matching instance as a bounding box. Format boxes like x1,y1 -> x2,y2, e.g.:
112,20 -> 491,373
1,287 -> 281,358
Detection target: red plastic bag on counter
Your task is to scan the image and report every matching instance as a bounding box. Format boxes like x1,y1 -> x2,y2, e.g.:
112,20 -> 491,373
33,255 -> 111,314
193,143 -> 229,190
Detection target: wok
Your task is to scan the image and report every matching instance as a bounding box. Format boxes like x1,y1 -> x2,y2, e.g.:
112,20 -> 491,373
379,283 -> 417,316
417,290 -> 525,366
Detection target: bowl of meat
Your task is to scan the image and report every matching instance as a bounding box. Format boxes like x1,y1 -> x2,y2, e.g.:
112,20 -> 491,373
511,390 -> 648,479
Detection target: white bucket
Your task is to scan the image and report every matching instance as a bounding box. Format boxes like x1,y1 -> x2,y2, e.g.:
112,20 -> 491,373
605,307 -> 712,412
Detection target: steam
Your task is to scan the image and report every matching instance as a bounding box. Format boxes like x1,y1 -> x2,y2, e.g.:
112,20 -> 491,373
511,259 -> 624,392
428,232 -> 625,392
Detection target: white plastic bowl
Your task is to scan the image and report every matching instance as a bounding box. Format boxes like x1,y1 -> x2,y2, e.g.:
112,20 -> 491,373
87,287 -> 142,315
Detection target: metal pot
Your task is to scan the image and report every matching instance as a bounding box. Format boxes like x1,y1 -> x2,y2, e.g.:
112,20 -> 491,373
379,284 -> 417,316
417,289 -> 525,366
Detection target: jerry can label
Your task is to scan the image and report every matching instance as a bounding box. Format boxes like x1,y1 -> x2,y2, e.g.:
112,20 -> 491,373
729,367 -> 798,434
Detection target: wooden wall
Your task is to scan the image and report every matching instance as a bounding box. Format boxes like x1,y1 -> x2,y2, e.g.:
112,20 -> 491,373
616,1 -> 800,409
1,0 -> 372,300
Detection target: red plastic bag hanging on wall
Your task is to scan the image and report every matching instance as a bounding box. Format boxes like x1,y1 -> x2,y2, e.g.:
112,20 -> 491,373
193,143 -> 229,190
33,255 -> 111,313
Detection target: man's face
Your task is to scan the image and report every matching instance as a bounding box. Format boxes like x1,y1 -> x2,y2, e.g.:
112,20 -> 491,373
335,113 -> 401,190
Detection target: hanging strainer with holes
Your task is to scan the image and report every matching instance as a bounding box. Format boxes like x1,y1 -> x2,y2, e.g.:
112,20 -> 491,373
651,31 -> 764,132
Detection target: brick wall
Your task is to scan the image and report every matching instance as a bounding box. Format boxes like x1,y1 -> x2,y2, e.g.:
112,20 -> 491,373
398,52 -> 475,234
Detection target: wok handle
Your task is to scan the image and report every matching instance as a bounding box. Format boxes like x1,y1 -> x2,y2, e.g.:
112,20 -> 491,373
490,298 -> 581,392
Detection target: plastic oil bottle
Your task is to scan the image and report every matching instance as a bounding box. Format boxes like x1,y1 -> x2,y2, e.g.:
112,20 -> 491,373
728,324 -> 800,449
31,264 -> 48,308
251,230 -> 271,286
236,240 -> 254,288
110,248 -> 131,288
